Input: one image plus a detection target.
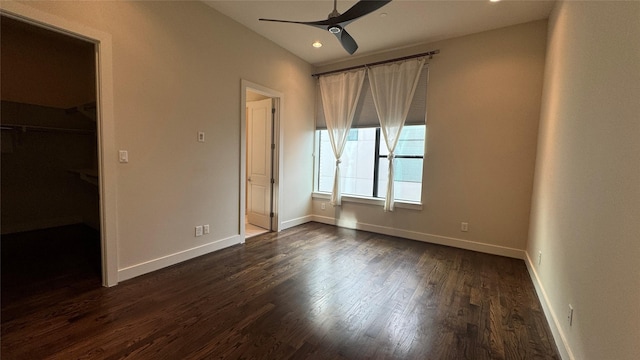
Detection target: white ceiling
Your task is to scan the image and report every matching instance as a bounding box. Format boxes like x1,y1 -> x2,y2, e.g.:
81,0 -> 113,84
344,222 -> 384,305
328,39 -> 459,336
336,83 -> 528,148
203,0 -> 555,66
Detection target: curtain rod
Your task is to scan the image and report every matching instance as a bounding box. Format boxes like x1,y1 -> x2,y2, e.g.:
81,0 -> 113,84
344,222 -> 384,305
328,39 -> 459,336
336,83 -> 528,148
311,49 -> 440,78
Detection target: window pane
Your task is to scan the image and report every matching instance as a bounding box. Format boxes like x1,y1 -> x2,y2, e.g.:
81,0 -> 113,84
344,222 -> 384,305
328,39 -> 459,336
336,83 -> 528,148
377,157 -> 423,202
379,125 -> 425,156
317,128 -> 376,197
318,126 -> 424,203
318,130 -> 334,193
342,128 -> 375,197
346,128 -> 358,141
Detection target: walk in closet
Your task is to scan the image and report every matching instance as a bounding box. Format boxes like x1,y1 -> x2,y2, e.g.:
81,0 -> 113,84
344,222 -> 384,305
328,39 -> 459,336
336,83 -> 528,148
1,15 -> 101,302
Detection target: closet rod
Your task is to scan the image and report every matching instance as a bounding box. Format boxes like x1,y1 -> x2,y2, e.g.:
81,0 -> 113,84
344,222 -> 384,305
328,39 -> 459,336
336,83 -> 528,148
0,124 -> 95,134
311,49 -> 440,78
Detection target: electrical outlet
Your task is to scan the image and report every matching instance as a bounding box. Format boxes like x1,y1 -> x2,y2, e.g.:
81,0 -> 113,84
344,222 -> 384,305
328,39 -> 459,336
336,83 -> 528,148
195,226 -> 203,237
461,222 -> 469,232
568,304 -> 574,326
203,224 -> 210,234
197,132 -> 205,142
321,203 -> 326,210
538,251 -> 542,265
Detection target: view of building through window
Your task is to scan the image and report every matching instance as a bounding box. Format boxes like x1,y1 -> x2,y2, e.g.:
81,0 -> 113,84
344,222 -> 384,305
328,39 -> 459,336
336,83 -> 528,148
317,125 -> 425,202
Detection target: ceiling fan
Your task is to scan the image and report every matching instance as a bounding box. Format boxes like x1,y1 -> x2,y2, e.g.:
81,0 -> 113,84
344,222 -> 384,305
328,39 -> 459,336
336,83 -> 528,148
259,0 -> 392,55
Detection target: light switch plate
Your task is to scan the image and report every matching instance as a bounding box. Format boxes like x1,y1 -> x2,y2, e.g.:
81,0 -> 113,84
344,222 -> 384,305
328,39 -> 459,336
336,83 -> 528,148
118,150 -> 128,163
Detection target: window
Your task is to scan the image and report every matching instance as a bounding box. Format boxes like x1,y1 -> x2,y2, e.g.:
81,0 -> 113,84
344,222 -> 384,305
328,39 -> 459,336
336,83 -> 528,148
315,63 -> 429,205
317,124 -> 425,202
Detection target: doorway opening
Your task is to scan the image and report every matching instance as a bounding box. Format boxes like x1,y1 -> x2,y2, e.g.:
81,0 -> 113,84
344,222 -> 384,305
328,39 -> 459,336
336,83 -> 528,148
240,81 -> 283,241
246,95 -> 272,238
0,15 -> 101,300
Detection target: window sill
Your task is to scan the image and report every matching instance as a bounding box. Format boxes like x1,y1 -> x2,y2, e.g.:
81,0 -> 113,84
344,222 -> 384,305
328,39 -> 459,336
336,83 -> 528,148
312,192 -> 423,211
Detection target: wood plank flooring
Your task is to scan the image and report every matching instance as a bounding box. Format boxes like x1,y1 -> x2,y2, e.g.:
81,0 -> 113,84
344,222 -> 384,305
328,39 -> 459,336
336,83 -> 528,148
1,222 -> 559,359
1,224 -> 102,308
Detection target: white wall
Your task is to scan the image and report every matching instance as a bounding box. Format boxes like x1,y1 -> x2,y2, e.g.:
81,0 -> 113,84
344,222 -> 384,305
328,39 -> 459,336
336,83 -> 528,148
9,1 -> 315,281
527,2 -> 640,359
313,21 -> 547,258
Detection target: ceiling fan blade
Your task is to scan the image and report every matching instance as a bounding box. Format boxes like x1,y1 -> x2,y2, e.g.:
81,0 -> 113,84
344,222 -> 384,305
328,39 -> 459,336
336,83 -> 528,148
334,28 -> 358,55
259,18 -> 332,29
333,0 -> 392,26
260,0 -> 391,28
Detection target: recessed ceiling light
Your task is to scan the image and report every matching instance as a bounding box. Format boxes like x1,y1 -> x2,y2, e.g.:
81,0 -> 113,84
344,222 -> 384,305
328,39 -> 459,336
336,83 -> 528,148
490,0 -> 501,2
312,41 -> 322,48
380,12 -> 388,17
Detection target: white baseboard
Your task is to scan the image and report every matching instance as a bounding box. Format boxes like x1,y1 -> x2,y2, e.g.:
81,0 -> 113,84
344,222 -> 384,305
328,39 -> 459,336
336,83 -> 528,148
311,215 -> 524,259
1,216 -> 83,235
118,235 -> 242,282
280,215 -> 313,231
524,252 -> 574,360
312,215 -> 337,226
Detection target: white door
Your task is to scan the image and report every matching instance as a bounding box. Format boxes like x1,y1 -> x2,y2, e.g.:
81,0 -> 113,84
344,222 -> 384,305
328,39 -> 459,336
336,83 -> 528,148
247,98 -> 273,230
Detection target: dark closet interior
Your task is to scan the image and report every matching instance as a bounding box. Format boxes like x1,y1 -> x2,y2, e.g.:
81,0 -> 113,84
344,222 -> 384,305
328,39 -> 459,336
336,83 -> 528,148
1,16 -> 101,305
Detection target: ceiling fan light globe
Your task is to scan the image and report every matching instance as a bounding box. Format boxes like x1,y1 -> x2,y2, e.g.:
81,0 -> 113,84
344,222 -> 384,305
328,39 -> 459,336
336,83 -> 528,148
328,25 -> 342,34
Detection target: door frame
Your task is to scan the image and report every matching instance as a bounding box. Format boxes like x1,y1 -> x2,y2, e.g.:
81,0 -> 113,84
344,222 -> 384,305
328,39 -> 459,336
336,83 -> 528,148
240,80 -> 283,242
1,1 -> 119,286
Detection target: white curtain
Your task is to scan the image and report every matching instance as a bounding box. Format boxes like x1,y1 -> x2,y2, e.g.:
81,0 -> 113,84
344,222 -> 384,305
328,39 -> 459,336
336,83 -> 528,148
368,58 -> 425,211
319,69 -> 366,206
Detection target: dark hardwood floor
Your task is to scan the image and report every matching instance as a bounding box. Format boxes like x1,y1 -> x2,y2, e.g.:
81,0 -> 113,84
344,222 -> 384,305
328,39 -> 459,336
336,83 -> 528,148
1,222 -> 559,359
1,224 -> 102,307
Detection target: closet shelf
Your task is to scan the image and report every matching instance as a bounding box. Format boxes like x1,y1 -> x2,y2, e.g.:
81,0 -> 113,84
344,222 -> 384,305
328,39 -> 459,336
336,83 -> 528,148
69,168 -> 99,186
1,124 -> 95,134
66,102 -> 97,122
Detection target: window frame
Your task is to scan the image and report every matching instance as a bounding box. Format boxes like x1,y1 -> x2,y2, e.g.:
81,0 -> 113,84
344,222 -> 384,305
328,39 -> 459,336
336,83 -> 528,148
314,125 -> 425,209
372,128 -> 425,199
